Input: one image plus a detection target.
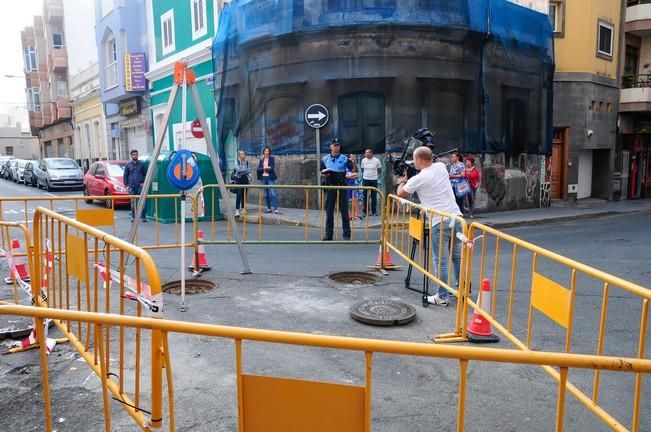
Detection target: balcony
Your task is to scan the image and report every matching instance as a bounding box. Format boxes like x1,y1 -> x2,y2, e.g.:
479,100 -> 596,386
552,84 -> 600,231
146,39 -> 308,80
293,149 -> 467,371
29,112 -> 43,129
626,0 -> 651,35
56,98 -> 71,119
620,74 -> 651,111
42,105 -> 53,126
48,49 -> 68,73
46,0 -> 63,24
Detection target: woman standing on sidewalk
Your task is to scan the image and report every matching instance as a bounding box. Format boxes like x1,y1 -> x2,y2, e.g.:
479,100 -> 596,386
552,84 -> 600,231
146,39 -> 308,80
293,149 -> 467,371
449,151 -> 468,215
346,154 -> 362,220
232,150 -> 251,217
463,155 -> 480,218
257,146 -> 281,214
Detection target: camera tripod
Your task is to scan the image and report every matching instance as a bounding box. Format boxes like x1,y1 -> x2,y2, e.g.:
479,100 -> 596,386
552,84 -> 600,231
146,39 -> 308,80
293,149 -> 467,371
404,224 -> 432,308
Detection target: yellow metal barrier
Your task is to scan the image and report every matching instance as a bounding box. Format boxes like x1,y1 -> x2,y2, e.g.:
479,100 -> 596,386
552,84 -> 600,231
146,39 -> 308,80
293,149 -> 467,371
30,207 -> 167,431
384,194 -> 470,342
197,184 -> 384,244
463,221 -> 651,432
1,304 -> 650,431
0,194 -> 198,253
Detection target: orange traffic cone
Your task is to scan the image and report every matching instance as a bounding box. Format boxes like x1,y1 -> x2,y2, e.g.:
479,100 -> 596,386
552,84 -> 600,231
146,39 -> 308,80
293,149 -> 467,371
367,245 -> 402,271
189,230 -> 211,272
5,239 -> 30,285
467,278 -> 500,343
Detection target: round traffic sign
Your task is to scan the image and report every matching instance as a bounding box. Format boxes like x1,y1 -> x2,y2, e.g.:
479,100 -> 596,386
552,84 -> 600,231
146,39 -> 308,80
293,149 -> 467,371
305,104 -> 329,129
191,119 -> 204,139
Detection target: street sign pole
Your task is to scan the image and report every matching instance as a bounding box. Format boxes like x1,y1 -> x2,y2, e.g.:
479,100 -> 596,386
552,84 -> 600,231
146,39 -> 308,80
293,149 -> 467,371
316,129 -> 321,188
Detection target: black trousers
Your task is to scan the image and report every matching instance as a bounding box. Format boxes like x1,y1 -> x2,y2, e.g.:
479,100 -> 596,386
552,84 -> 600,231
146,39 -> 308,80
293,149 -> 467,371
362,179 -> 378,214
324,187 -> 350,239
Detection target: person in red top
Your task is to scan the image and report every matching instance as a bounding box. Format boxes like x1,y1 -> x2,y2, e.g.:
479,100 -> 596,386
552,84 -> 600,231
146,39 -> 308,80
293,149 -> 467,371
463,155 -> 481,218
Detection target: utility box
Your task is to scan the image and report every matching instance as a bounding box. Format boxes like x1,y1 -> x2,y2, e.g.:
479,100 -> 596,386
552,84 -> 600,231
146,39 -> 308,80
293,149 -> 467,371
141,151 -> 222,223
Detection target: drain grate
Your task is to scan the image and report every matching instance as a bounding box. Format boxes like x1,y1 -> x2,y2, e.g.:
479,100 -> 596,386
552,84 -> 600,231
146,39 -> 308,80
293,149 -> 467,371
162,279 -> 217,295
328,272 -> 381,285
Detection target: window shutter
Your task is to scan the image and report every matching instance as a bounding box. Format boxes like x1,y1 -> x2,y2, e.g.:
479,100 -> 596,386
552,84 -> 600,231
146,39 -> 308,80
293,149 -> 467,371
198,0 -> 204,31
193,0 -> 199,32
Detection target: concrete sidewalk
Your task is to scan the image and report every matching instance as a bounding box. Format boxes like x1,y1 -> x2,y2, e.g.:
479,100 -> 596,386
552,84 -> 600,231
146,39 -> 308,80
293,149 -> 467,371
478,198 -> 651,228
221,196 -> 651,230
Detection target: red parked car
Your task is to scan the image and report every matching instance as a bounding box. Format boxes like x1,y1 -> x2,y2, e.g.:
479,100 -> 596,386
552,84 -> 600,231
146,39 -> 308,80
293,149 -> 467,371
83,160 -> 130,207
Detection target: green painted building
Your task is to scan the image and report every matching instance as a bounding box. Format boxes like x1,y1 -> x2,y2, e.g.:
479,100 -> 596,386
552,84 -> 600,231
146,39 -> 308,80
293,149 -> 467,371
145,0 -> 227,155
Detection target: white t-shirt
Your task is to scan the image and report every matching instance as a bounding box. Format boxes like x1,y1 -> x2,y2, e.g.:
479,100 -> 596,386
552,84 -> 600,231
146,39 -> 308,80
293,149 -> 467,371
361,157 -> 382,180
403,162 -> 461,225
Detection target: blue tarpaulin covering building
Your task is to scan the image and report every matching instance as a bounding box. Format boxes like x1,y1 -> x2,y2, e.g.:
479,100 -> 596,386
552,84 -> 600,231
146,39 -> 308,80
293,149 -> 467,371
212,0 -> 554,157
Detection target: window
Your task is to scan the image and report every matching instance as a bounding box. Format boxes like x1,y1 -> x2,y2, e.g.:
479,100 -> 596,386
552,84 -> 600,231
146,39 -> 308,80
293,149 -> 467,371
56,80 -> 68,98
597,20 -> 614,59
161,9 -> 175,55
52,33 -> 64,49
191,0 -> 207,40
549,1 -> 563,34
27,87 -> 41,112
95,164 -> 105,177
5,146 -> 13,156
503,98 -> 527,156
104,36 -> 118,88
625,44 -> 640,76
23,46 -> 37,72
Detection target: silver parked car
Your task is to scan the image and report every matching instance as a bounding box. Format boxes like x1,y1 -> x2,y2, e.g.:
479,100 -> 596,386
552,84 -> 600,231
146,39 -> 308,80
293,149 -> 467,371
36,158 -> 84,191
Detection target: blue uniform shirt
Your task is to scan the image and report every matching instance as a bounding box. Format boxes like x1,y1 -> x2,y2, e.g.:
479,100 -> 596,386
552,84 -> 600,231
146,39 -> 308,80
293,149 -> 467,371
321,153 -> 352,185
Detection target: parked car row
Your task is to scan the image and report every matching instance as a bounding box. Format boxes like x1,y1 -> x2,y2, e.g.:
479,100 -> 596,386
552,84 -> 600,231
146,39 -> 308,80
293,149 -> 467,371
1,157 -> 131,207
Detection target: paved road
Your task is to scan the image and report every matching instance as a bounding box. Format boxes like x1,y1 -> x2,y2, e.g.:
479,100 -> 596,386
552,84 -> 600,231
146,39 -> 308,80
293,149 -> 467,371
0,176 -> 650,432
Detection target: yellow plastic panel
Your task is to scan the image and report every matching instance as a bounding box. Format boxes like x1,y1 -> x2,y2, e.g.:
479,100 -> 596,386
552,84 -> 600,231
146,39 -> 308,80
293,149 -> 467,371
531,272 -> 571,329
242,374 -> 365,432
66,233 -> 88,282
408,216 -> 423,241
76,208 -> 115,227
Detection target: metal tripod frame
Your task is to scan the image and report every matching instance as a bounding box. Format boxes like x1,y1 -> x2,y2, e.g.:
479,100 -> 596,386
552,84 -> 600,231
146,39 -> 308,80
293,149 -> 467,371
127,61 -> 251,275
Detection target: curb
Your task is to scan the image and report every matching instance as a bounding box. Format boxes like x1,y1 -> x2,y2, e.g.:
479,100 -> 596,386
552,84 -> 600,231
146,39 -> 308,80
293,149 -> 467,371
484,211 -> 627,229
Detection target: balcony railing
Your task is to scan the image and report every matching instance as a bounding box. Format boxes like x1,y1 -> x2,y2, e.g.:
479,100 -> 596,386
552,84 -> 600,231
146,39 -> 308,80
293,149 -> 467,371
622,74 -> 651,89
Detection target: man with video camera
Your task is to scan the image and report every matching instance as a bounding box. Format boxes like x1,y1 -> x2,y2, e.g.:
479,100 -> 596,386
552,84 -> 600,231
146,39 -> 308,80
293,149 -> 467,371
397,146 -> 462,307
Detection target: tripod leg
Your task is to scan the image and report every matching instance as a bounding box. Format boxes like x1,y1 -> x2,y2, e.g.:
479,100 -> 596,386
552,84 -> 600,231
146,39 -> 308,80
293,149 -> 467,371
422,231 -> 430,307
405,238 -> 417,289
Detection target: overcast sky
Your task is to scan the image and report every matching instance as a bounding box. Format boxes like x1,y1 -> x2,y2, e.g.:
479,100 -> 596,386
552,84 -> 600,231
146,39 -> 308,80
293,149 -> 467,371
0,0 -> 96,130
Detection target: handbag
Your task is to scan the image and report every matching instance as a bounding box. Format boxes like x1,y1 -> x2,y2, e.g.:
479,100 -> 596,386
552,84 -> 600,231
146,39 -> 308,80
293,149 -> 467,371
454,178 -> 471,198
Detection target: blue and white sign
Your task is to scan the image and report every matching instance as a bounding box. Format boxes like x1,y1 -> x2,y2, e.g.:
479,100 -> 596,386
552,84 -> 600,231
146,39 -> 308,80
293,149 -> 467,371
305,104 -> 329,129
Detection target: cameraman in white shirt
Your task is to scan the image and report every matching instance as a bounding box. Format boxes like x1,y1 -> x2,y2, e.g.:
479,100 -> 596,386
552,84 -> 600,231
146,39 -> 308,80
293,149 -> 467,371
397,146 -> 462,307
360,148 -> 382,216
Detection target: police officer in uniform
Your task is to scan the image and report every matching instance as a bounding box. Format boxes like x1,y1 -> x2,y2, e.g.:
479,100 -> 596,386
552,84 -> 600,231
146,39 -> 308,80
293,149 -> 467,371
321,138 -> 352,241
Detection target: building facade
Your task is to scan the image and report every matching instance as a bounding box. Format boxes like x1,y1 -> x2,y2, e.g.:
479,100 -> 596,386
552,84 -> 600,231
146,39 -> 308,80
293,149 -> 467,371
95,0 -> 151,160
0,125 -> 40,159
212,0 -> 554,211
620,0 -> 651,200
70,63 -> 108,171
145,0 -> 227,159
21,0 -> 74,159
551,0 -> 622,201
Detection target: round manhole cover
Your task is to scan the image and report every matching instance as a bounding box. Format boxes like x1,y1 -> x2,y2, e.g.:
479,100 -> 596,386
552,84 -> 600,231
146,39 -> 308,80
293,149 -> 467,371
162,279 -> 217,295
350,298 -> 417,326
329,272 -> 381,285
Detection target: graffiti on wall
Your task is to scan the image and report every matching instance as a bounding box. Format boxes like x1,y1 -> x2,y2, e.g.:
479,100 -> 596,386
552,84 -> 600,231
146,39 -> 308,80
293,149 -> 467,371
484,166 -> 506,207
539,155 -> 551,208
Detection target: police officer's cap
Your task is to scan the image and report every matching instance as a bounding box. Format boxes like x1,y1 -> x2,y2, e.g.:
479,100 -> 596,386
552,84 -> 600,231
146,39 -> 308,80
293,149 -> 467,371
331,137 -> 341,146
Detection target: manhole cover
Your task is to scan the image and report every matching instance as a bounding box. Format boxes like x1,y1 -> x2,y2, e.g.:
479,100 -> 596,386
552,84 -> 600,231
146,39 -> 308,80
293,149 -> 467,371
350,298 -> 417,326
0,318 -> 54,341
329,272 -> 381,285
162,280 -> 217,295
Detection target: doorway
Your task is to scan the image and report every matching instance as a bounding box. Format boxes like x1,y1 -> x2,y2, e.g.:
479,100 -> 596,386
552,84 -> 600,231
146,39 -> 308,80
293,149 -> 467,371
551,127 -> 568,199
337,92 -> 386,154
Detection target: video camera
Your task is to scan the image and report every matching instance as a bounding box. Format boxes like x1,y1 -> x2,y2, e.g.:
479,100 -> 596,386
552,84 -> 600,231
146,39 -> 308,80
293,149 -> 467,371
392,128 -> 458,178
